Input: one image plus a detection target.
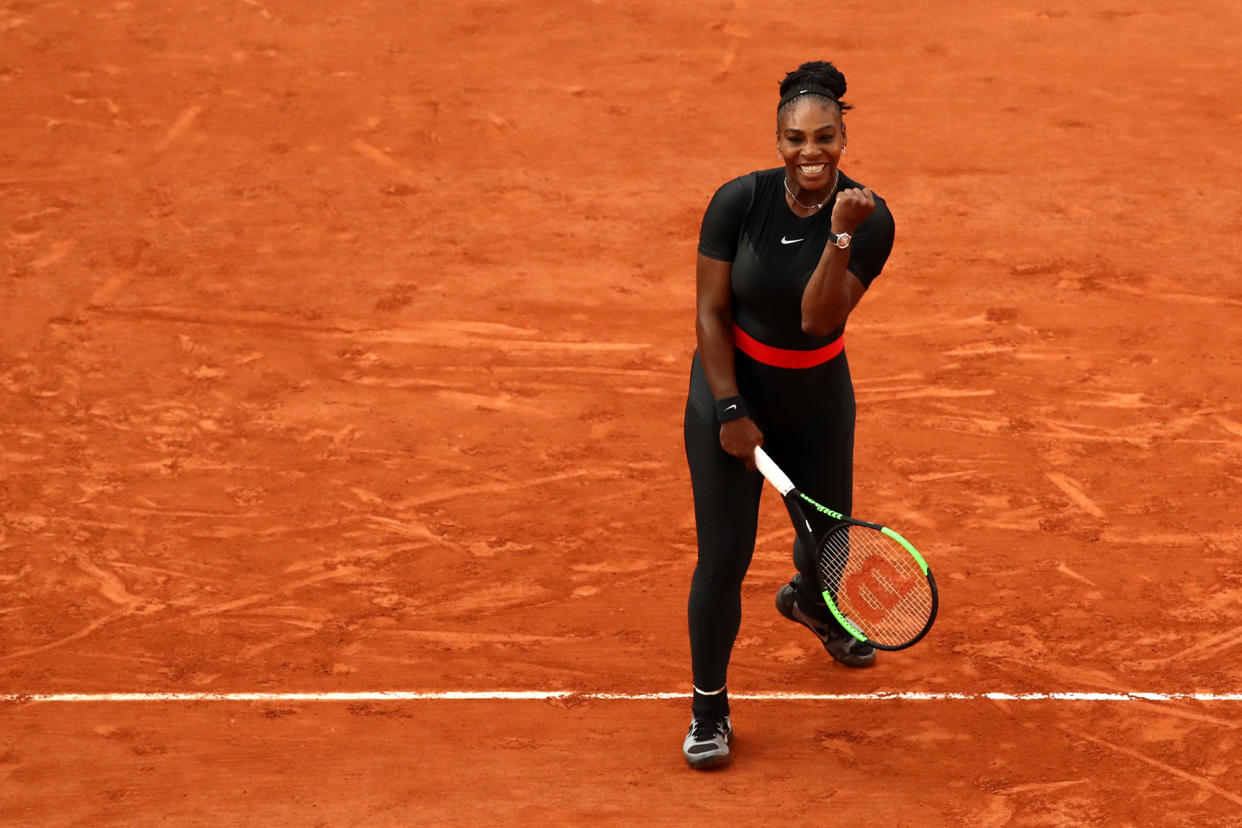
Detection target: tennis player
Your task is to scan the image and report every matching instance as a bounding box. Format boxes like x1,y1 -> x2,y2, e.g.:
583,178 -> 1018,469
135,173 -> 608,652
682,60 -> 896,769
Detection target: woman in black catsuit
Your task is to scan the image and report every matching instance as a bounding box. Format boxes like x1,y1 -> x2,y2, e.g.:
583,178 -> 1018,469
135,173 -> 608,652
681,61 -> 895,769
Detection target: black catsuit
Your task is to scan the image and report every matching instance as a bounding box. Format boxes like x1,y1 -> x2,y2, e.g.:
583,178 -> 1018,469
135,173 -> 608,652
685,167 -> 894,715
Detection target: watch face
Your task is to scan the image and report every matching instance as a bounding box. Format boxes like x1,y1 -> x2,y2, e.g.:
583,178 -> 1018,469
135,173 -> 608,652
835,233 -> 851,248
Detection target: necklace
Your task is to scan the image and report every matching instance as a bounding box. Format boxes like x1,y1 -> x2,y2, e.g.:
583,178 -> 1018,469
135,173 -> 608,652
784,169 -> 839,211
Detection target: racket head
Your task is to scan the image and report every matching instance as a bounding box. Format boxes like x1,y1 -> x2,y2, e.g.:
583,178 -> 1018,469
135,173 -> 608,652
816,522 -> 938,651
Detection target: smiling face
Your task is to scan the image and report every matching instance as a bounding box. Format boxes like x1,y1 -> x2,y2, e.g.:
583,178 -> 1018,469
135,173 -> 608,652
776,96 -> 846,199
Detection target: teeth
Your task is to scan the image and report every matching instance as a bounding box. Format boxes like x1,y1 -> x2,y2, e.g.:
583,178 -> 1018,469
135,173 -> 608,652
800,164 -> 825,174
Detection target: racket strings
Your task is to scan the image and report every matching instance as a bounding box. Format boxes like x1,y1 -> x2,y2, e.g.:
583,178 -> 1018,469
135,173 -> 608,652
818,525 -> 934,647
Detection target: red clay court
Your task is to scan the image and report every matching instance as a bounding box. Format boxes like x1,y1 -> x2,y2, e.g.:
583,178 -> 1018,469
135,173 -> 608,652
3,0 -> 1242,824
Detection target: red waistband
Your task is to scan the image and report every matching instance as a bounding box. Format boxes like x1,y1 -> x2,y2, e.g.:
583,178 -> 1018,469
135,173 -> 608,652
733,324 -> 844,369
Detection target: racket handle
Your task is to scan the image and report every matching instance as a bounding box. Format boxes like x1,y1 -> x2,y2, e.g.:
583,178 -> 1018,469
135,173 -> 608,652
753,446 -> 795,496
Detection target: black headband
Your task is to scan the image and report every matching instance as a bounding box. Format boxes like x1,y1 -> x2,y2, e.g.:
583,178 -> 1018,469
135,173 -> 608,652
777,84 -> 839,112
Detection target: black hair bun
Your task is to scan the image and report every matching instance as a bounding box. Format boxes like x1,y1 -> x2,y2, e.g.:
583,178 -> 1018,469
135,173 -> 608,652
779,60 -> 848,100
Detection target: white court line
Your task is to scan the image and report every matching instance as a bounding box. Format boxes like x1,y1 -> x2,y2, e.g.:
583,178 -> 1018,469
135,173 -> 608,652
3,691 -> 1242,703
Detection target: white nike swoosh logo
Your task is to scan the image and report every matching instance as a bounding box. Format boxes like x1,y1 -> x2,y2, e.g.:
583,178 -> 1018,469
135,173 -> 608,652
780,236 -> 804,245
724,404 -> 738,412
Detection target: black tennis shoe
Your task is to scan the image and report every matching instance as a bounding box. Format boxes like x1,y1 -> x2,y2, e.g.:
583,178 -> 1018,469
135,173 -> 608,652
682,714 -> 733,769
776,576 -> 876,668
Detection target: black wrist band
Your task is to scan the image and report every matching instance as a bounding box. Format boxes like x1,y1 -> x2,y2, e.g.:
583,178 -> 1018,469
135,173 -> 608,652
715,395 -> 749,424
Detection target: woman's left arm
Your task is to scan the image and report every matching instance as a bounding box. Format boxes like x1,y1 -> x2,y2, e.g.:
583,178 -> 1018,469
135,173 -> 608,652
800,187 -> 877,337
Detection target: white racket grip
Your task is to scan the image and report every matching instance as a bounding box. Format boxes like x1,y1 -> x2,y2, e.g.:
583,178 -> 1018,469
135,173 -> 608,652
753,446 -> 795,496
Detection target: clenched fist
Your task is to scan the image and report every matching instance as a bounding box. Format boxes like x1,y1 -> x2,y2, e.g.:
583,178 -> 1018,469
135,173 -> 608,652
831,187 -> 876,235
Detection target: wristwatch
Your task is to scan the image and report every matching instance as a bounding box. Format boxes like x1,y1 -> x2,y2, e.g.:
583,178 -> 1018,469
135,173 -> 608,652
829,230 -> 851,249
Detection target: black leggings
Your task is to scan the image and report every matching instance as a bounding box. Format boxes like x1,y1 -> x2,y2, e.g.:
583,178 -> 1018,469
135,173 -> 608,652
684,351 -> 855,712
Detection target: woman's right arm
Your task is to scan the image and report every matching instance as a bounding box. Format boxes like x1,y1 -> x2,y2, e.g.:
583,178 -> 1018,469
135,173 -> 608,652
695,252 -> 764,467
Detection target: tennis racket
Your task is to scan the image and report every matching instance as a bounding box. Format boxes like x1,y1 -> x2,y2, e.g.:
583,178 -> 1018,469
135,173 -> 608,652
753,446 -> 937,651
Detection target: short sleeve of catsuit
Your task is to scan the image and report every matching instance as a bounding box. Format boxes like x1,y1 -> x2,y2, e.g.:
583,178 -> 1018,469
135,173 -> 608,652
697,174 -> 755,262
843,198 -> 895,289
